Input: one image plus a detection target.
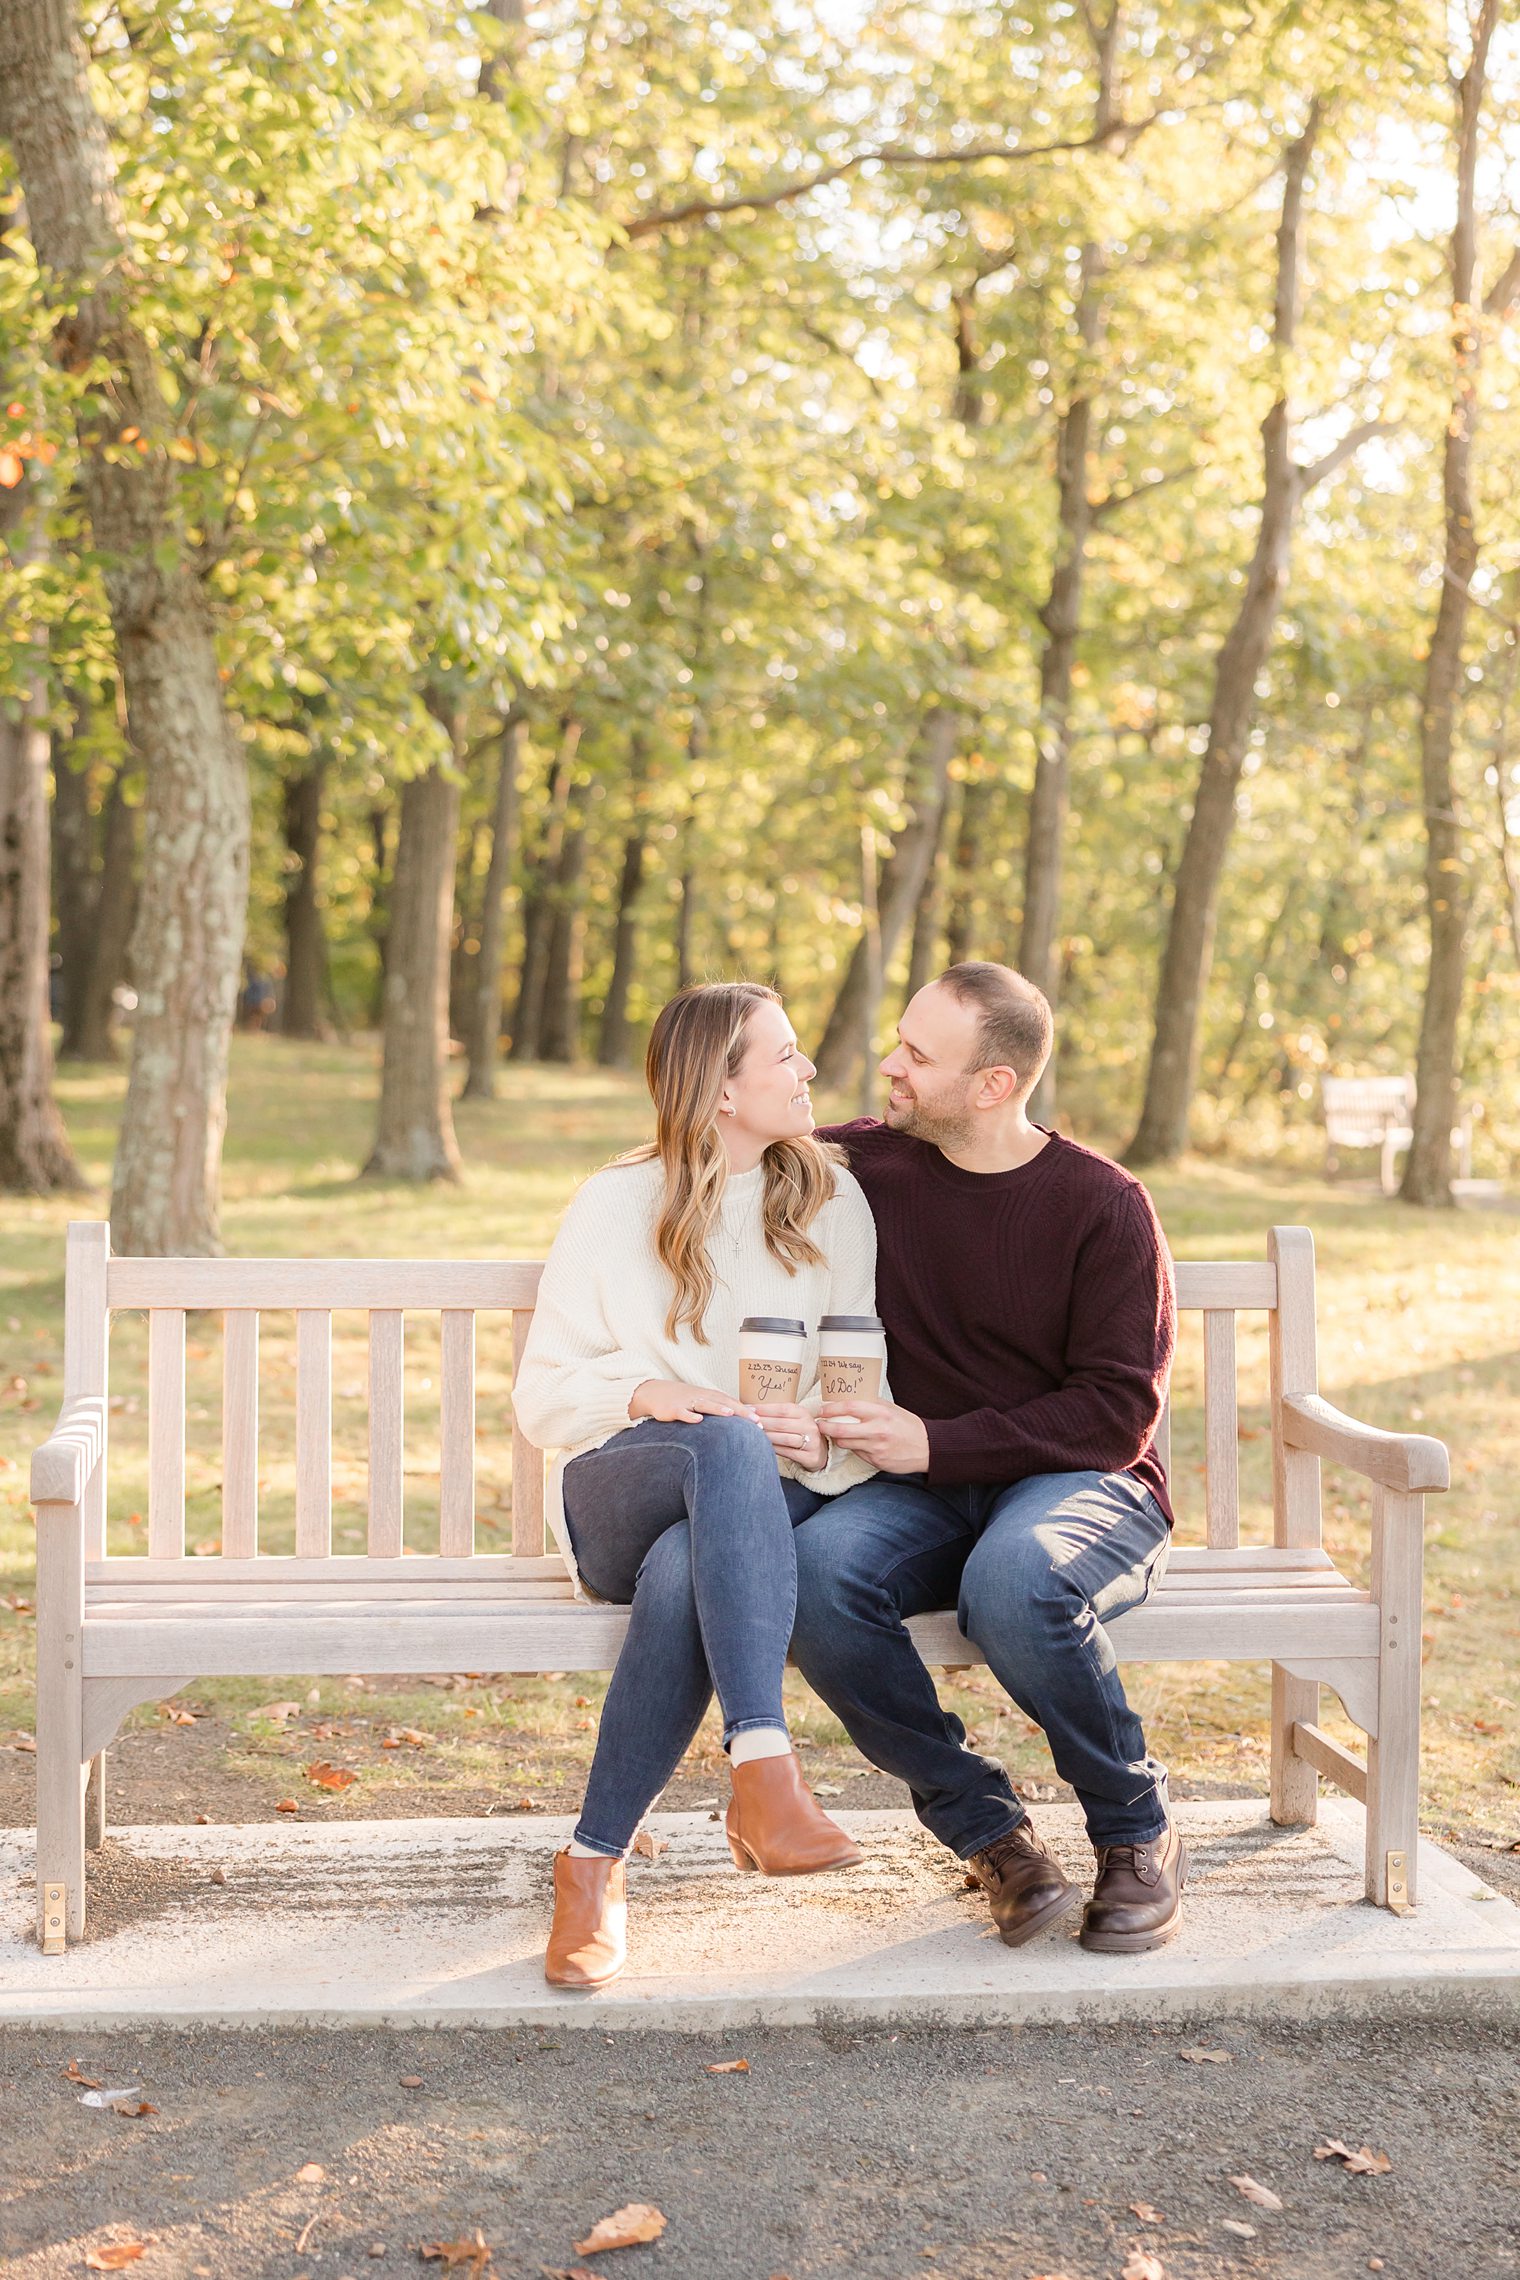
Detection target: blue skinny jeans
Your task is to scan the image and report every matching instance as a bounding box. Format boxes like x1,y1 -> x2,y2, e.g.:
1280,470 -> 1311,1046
559,1414 -> 820,1858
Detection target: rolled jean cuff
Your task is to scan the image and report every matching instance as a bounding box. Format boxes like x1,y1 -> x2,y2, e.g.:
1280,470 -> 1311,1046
951,1806 -> 1029,1862
569,1822 -> 630,1860
723,1715 -> 790,1750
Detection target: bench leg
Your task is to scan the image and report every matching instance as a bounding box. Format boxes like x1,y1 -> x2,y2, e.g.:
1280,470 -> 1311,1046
36,1701 -> 87,1950
1365,1486 -> 1423,1909
1379,1134 -> 1399,1196
1270,1667 -> 1319,1825
35,1498 -> 87,1948
85,1751 -> 107,1850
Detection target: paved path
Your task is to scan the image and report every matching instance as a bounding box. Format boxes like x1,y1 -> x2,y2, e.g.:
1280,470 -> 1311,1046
3,2015 -> 1516,2279
5,1803 -> 1518,2030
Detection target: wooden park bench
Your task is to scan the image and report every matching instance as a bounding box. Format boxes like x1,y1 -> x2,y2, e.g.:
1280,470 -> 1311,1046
31,1220 -> 1449,1953
1321,1074 -> 1474,1196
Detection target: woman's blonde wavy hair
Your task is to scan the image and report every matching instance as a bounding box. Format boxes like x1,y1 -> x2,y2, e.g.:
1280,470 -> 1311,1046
622,982 -> 841,1341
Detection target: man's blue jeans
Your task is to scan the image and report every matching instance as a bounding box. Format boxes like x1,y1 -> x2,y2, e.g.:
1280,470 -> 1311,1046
790,1470 -> 1172,1855
559,1416 -> 820,1858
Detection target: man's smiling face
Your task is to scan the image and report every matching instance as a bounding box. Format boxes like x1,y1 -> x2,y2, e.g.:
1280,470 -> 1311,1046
877,984 -> 988,1147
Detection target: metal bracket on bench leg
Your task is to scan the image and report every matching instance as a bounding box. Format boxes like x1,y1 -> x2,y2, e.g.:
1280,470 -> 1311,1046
1385,1850 -> 1411,1915
41,1884 -> 67,1955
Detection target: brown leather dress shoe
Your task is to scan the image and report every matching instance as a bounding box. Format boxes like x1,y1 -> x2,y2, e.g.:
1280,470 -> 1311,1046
544,1850 -> 627,1988
965,1822 -> 1080,1947
1080,1820 -> 1189,1953
726,1751 -> 863,1876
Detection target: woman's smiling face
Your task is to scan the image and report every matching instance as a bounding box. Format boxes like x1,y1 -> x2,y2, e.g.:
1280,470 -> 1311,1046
721,997 -> 818,1149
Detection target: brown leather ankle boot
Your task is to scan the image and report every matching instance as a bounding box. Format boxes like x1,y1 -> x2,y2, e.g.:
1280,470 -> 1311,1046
544,1850 -> 627,1988
726,1751 -> 863,1876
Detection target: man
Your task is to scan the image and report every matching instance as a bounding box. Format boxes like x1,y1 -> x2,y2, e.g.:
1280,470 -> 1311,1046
796,960 -> 1182,1952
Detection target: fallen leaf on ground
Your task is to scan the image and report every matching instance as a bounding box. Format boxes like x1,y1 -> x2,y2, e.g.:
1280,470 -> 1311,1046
1315,2140 -> 1392,2174
705,2059 -> 749,2074
1220,2219 -> 1257,2238
294,2163 -> 326,2184
573,2204 -> 667,2255
112,2100 -> 158,2118
1229,2175 -> 1282,2211
251,1701 -> 301,1722
9,1734 -> 36,1753
1122,2251 -> 1165,2280
275,1800 -> 298,1814
1179,2047 -> 1231,2064
421,2232 -> 492,2275
62,2061 -> 101,2086
632,1828 -> 667,1860
539,2268 -> 598,2280
399,2076 -> 423,2089
85,2246 -> 147,2269
1129,2202 -> 1165,2223
304,1762 -> 358,1790
163,1707 -> 197,1725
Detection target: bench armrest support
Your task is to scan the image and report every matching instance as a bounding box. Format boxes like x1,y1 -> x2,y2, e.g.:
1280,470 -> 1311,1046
1278,1392 -> 1448,1496
31,1395 -> 106,1507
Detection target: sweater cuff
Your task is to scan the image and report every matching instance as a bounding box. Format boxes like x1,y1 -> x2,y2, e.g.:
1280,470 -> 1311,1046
923,1415 -> 1015,1487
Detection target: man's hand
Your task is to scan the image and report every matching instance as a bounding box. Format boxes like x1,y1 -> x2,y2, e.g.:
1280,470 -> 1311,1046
629,1380 -> 757,1426
752,1402 -> 828,1471
819,1398 -> 930,1475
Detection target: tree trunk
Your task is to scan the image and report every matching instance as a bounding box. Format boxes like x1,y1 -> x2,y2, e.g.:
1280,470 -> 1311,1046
1124,106 -> 1320,1169
280,755 -> 329,1040
1019,6 -> 1118,1127
509,719 -> 578,1060
0,0 -> 250,1254
366,803 -> 392,1029
943,773 -> 990,966
50,702 -> 95,1053
0,568 -> 85,1192
1400,0 -> 1500,1206
904,780 -> 952,1002
72,765 -> 136,1061
813,706 -> 959,1092
539,816 -> 587,1063
363,745 -> 463,1182
597,736 -> 651,1068
461,709 -> 524,1100
449,816 -> 487,1043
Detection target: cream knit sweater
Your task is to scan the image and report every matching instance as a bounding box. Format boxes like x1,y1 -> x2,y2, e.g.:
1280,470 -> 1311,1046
512,1151 -> 882,1500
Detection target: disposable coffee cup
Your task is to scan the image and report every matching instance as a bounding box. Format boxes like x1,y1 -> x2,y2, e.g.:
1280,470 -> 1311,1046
818,1314 -> 887,1406
738,1316 -> 806,1405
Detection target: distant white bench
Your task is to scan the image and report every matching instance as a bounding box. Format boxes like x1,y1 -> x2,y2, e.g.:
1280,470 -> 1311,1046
31,1221 -> 1449,1951
1322,1075 -> 1473,1195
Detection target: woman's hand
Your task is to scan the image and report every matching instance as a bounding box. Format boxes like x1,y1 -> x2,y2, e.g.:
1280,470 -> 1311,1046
752,1402 -> 828,1471
628,1379 -> 757,1426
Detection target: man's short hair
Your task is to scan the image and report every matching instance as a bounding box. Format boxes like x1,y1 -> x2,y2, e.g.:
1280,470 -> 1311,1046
936,962 -> 1053,1097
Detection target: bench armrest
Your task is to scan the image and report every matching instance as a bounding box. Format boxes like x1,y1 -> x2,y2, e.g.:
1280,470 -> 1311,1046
31,1394 -> 106,1506
1278,1392 -> 1449,1495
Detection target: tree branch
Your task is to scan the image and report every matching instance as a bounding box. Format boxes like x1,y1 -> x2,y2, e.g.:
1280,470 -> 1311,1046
620,110 -> 1163,242
1484,241 -> 1520,315
1091,459 -> 1198,522
1295,418 -> 1393,495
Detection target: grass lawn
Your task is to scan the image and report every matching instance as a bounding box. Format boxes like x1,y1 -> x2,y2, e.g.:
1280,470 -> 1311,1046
1,1035 -> 1515,1868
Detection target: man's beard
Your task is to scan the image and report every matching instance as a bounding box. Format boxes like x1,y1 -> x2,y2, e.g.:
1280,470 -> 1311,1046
884,1088 -> 974,1149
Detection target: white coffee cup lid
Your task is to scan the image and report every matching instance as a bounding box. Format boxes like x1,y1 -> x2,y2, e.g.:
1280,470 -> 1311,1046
818,1314 -> 884,1333
739,1316 -> 806,1336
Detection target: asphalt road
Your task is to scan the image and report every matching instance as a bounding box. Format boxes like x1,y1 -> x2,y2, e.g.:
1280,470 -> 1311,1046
2,2016 -> 1516,2280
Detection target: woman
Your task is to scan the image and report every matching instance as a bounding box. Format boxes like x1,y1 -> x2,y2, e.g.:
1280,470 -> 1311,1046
512,982 -> 881,1990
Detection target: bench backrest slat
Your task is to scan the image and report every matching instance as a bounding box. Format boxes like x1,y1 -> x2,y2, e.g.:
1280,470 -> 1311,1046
367,1310 -> 405,1557
512,1308 -> 547,1557
107,1259 -> 545,1309
439,1310 -> 476,1557
295,1310 -> 333,1557
1203,1310 -> 1240,1548
222,1310 -> 259,1557
147,1310 -> 186,1559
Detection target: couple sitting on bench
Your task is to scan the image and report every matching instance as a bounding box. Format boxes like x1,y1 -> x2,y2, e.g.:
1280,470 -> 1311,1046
513,962 -> 1180,1990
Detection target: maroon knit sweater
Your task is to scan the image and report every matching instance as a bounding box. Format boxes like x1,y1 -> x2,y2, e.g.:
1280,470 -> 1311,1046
820,1120 -> 1176,1522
